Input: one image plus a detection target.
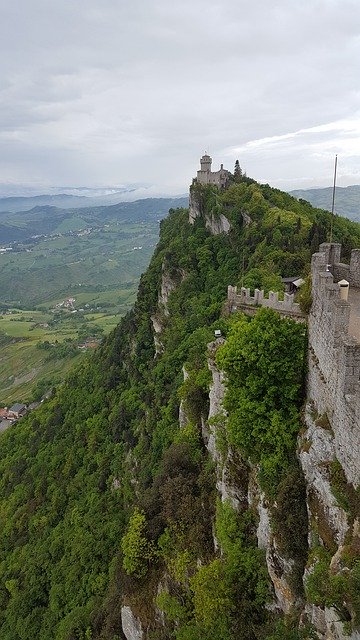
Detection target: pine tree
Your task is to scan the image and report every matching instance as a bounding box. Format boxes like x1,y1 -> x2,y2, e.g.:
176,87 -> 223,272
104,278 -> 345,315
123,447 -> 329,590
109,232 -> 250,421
234,159 -> 242,182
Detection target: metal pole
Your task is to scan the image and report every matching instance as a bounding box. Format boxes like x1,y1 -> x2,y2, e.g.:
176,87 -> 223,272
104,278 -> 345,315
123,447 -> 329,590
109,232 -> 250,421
329,154 -> 337,243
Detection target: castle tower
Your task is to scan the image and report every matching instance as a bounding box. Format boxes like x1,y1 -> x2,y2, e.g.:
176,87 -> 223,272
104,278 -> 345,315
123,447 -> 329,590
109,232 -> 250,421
200,153 -> 212,172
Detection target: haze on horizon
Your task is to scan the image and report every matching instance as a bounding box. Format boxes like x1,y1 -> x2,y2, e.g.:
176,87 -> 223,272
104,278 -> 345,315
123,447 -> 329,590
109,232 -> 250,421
1,0 -> 360,197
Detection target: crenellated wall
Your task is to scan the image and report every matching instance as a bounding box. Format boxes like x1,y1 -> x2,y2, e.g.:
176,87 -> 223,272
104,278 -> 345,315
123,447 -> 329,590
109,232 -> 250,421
227,284 -> 306,321
308,243 -> 360,487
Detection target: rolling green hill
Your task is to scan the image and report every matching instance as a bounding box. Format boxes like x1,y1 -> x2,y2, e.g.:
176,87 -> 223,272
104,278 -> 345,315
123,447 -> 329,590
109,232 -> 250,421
0,197 -> 187,402
290,184 -> 360,221
0,197 -> 188,244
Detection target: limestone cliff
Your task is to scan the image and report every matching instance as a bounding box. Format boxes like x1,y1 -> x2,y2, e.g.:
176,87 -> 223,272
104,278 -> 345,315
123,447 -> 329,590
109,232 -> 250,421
205,339 -> 303,615
151,260 -> 186,354
122,241 -> 360,640
189,185 -> 231,235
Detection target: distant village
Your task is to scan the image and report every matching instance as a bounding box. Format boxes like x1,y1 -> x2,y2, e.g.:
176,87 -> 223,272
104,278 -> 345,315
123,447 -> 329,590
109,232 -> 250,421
0,223 -> 146,255
0,391 -> 52,434
0,227 -> 95,255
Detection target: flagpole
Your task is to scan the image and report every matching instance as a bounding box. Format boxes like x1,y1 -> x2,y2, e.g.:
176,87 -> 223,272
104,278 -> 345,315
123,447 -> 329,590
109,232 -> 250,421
329,154 -> 337,243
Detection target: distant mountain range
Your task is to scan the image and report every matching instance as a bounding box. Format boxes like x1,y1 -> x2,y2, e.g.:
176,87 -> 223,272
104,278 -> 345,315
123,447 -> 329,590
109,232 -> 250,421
0,197 -> 189,244
0,189 -> 188,213
290,184 -> 360,221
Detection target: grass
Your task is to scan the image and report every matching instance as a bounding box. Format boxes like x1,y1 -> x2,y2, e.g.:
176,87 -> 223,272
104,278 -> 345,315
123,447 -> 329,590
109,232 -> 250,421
0,305 -> 123,403
0,340 -> 83,404
0,221 -> 158,307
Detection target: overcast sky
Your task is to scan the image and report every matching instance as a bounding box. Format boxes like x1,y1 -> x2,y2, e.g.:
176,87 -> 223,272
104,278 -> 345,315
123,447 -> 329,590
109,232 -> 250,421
1,0 -> 360,196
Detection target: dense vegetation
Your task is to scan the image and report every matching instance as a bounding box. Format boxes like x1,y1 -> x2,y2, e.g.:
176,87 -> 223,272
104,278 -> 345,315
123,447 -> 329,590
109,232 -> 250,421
0,175 -> 360,639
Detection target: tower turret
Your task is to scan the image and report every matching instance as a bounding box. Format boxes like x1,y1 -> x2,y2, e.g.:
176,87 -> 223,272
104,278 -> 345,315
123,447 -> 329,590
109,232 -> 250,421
200,153 -> 212,172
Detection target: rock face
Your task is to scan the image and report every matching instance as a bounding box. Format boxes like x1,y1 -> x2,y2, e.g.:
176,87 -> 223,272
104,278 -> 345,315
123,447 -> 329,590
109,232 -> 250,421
178,367 -> 190,429
121,606 -> 144,640
206,340 -> 298,614
150,313 -> 164,356
159,266 -> 178,316
248,472 -> 300,614
151,261 -> 186,354
305,605 -> 360,640
188,187 -> 201,225
205,213 -> 231,235
299,409 -> 349,547
205,339 -> 247,509
188,187 -> 231,235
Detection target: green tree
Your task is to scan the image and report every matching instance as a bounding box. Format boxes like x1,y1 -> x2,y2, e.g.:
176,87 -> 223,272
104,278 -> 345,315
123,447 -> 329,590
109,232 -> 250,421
121,508 -> 155,578
190,559 -> 232,629
217,308 -> 306,495
234,159 -> 242,183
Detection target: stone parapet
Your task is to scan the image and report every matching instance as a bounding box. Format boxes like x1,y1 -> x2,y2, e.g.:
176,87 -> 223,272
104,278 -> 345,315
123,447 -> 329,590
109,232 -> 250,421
227,285 -> 306,321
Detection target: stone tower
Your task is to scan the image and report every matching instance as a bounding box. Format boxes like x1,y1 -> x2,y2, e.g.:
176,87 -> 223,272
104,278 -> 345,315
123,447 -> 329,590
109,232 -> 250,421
200,153 -> 212,172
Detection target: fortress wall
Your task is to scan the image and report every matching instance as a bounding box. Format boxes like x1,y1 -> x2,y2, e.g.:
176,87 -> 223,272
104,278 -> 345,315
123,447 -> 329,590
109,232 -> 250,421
309,244 -> 360,486
350,249 -> 360,287
333,263 -> 350,281
227,285 -> 306,321
228,242 -> 360,484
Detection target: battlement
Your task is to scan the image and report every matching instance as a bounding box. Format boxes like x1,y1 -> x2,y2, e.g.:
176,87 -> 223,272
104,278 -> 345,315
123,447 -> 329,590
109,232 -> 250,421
314,241 -> 360,289
309,242 -> 360,486
311,243 -> 360,342
227,285 -> 306,321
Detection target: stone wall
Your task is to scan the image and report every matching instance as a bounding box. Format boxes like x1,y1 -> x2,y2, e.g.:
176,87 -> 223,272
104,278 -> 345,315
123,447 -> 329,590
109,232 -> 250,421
301,240 -> 360,640
308,243 -> 360,487
227,285 -> 306,321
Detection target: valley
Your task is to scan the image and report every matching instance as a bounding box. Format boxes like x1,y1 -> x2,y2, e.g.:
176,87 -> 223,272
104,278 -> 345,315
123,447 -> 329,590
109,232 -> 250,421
0,196 -> 187,403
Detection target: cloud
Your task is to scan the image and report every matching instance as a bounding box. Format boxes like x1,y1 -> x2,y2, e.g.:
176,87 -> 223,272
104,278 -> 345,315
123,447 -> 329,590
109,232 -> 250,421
222,114 -> 360,188
1,0 -> 360,193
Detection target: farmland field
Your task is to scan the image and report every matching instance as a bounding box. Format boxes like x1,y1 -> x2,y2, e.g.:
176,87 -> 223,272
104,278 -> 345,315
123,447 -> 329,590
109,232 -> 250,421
0,196 -> 187,402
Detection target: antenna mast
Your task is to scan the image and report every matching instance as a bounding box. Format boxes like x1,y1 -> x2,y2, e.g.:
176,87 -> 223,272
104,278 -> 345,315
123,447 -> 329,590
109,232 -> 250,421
329,154 -> 338,243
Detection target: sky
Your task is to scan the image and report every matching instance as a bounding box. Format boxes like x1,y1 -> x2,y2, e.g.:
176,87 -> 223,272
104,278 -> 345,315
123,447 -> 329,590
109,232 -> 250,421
1,0 -> 360,196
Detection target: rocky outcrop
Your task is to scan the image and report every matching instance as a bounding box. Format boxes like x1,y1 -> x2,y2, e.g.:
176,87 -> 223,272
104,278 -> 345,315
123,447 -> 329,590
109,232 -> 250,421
304,604 -> 360,640
150,314 -> 164,356
151,261 -> 186,354
205,213 -> 231,235
178,367 -> 190,429
205,339 -> 247,509
159,266 -> 178,316
297,407 -> 360,639
241,209 -> 252,226
189,186 -> 231,235
299,408 -> 349,547
189,188 -> 201,225
121,606 -> 144,640
248,472 -> 300,614
206,340 -> 302,613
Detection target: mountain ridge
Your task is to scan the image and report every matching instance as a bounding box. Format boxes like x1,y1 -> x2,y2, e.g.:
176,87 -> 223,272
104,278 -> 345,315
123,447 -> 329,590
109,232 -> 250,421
290,184 -> 360,221
0,191 -> 188,214
0,196 -> 189,244
0,172 -> 359,639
